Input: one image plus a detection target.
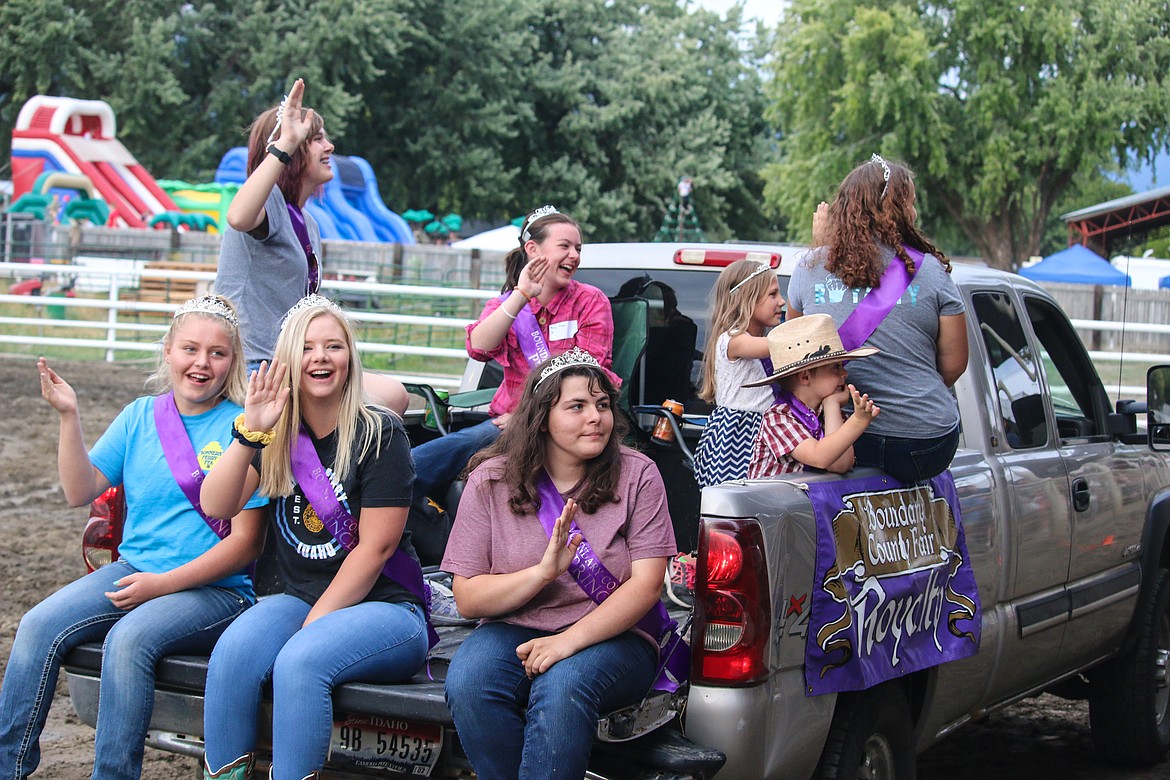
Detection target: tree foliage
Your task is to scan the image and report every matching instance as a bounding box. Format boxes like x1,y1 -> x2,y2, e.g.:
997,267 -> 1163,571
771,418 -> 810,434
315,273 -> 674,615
764,0 -> 1170,269
0,0 -> 777,242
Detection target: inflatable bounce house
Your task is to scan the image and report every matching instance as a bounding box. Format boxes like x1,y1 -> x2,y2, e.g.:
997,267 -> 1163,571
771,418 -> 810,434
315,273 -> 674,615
10,96 -> 180,228
215,148 -> 414,243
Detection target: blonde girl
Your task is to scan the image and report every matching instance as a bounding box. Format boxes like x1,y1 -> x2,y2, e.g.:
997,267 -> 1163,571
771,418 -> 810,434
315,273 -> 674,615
693,259 -> 786,488
200,295 -> 429,780
0,297 -> 266,780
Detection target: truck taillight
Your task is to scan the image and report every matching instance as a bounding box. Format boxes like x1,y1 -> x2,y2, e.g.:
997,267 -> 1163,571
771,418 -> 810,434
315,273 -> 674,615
673,249 -> 780,268
694,518 -> 770,686
83,486 -> 124,572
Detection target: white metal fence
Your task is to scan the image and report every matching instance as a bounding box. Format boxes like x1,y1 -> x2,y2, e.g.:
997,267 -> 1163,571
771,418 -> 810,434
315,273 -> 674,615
0,260 -> 496,390
3,259 -> 1170,398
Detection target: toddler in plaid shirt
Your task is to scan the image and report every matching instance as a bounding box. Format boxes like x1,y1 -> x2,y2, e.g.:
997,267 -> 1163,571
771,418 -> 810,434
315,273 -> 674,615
743,314 -> 881,478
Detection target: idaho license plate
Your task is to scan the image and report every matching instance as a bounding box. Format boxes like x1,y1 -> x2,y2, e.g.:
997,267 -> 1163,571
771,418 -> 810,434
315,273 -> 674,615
329,715 -> 443,776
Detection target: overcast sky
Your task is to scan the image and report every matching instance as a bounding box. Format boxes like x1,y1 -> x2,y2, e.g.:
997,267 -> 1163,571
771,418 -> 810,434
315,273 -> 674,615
690,0 -> 783,27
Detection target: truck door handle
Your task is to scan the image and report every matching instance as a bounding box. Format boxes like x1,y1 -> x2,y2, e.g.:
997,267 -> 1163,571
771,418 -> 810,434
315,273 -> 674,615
1072,477 -> 1091,512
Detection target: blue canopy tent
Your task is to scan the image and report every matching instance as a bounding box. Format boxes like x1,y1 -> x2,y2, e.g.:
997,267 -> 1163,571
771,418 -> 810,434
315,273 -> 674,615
1019,244 -> 1131,286
1160,275 -> 1170,290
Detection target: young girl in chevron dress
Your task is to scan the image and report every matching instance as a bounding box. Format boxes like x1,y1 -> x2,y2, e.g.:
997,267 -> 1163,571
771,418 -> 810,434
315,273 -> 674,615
693,259 -> 787,488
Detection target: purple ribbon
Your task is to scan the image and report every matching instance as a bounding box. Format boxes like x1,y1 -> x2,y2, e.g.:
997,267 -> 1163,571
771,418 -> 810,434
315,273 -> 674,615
535,472 -> 689,692
291,425 -> 438,647
286,204 -> 321,295
759,357 -> 783,404
500,293 -> 550,368
152,392 -> 231,539
837,246 -> 924,351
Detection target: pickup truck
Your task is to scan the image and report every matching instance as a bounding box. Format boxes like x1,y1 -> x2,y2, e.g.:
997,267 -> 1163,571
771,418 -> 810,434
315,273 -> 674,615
64,242 -> 1170,779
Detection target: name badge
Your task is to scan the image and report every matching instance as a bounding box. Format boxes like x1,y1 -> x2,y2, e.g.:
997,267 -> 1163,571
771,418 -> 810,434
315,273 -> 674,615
548,319 -> 578,341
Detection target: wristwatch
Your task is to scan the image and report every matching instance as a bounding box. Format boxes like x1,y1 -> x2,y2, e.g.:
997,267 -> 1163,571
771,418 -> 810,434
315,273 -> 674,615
267,143 -> 292,165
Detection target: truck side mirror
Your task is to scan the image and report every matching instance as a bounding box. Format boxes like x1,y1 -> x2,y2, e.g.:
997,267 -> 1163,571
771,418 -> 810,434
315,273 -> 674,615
1148,365 -> 1170,451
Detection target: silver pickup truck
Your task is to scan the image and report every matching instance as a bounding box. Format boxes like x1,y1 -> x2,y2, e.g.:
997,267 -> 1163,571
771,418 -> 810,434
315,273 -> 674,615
64,243 -> 1170,779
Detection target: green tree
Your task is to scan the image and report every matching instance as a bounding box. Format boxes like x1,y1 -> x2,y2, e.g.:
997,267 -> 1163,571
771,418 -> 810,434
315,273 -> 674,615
764,0 -> 1170,270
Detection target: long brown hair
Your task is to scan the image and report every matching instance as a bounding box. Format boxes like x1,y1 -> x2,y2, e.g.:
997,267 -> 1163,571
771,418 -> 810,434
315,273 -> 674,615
698,260 -> 776,403
501,210 -> 581,292
823,156 -> 950,288
245,105 -> 325,207
467,360 -> 628,515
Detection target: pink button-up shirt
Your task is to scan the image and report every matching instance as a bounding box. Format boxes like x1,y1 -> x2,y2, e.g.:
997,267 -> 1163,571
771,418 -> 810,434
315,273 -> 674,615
465,279 -> 620,416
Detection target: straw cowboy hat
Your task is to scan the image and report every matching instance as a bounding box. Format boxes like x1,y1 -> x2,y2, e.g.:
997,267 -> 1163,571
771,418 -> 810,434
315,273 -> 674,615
743,313 -> 879,388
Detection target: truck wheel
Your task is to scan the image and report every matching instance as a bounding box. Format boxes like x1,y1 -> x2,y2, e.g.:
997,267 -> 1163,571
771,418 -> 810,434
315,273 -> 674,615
815,684 -> 916,780
1089,567 -> 1170,766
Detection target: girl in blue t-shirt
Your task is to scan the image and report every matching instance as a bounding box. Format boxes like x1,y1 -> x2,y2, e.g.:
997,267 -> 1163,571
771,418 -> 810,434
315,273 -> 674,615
0,296 -> 266,780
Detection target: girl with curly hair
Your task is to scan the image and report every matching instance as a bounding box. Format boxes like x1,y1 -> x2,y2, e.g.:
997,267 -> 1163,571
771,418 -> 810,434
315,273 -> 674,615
787,155 -> 968,482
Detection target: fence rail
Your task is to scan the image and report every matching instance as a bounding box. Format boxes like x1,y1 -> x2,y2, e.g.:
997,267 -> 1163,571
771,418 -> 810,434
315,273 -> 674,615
0,260 -> 497,389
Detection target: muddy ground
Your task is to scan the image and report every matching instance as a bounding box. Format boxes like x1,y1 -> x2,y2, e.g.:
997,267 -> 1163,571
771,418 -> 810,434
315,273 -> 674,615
1,355 -> 1169,779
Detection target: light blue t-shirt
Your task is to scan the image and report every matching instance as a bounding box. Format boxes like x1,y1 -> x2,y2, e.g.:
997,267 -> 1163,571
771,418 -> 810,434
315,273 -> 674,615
88,395 -> 268,598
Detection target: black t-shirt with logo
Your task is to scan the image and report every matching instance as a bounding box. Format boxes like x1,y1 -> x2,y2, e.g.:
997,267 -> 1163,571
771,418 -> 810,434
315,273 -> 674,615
260,410 -> 420,607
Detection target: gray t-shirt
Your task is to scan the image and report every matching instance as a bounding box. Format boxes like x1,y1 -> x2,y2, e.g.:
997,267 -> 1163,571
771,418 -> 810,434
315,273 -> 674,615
215,187 -> 322,363
787,246 -> 965,438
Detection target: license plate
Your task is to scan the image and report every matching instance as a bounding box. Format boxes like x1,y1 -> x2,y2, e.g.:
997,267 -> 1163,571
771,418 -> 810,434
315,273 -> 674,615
329,715 -> 443,776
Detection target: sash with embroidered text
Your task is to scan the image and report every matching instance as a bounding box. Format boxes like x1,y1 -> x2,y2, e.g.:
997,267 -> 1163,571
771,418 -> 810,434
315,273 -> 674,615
803,470 -> 980,695
153,392 -> 231,539
535,472 -> 689,692
499,293 -> 551,368
837,246 -> 924,351
291,425 -> 439,647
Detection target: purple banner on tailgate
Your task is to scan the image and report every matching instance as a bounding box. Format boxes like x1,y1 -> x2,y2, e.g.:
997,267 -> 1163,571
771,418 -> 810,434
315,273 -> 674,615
804,471 -> 981,696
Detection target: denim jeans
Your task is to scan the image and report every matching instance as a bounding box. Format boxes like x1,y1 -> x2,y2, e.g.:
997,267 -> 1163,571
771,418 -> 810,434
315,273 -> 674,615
410,418 -> 501,501
203,593 -> 428,780
854,424 -> 961,483
0,560 -> 247,780
445,622 -> 656,780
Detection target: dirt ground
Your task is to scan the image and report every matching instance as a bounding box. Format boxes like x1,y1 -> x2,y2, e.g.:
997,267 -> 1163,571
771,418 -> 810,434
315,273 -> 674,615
2,355 -> 1170,779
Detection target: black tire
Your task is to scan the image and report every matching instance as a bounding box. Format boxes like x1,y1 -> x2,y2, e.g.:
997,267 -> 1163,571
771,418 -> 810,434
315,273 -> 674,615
1089,567 -> 1170,766
815,683 -> 916,780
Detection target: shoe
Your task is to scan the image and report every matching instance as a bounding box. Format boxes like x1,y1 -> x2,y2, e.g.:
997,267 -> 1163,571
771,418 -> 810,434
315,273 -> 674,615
664,552 -> 696,609
426,574 -> 476,626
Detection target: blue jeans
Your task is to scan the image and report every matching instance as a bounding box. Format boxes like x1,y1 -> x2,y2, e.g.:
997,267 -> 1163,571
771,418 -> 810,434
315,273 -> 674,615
0,561 -> 247,780
411,418 -> 501,501
854,425 -> 961,483
445,622 -> 656,780
203,594 -> 428,780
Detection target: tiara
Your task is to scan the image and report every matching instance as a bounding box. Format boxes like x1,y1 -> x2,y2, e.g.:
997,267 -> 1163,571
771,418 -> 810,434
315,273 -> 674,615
521,205 -> 560,242
534,346 -> 601,388
266,93 -> 288,145
871,153 -> 891,198
173,296 -> 238,328
729,262 -> 772,294
279,293 -> 343,331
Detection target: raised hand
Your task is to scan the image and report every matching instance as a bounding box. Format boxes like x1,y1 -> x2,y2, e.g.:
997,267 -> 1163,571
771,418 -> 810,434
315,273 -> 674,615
244,360 -> 291,433
273,78 -> 315,150
37,357 -> 78,416
517,255 -> 549,300
848,384 -> 880,423
536,498 -> 582,584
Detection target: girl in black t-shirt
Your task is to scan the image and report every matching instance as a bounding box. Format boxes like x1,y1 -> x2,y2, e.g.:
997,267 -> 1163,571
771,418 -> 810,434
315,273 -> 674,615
200,295 -> 428,780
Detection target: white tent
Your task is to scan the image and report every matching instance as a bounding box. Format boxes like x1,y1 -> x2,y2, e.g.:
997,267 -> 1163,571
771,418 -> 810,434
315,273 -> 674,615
451,224 -> 520,251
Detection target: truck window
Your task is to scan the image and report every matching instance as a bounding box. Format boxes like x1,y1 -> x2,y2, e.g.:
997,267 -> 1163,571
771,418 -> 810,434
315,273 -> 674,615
1024,296 -> 1105,441
972,292 -> 1050,449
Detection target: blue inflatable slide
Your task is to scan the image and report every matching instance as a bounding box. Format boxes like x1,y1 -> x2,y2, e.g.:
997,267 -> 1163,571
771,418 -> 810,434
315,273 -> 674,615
215,148 -> 415,244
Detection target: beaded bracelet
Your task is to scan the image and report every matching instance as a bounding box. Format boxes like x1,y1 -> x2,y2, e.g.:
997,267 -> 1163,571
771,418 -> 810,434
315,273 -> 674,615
233,414 -> 274,447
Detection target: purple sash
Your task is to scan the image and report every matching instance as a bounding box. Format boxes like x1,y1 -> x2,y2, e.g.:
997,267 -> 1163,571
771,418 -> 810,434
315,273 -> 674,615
836,246 -> 924,351
291,425 -> 438,647
152,392 -> 231,539
535,472 -> 689,692
500,293 -> 551,368
286,204 -> 321,295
